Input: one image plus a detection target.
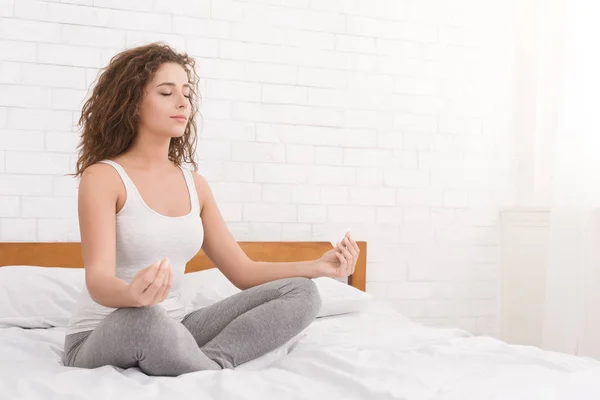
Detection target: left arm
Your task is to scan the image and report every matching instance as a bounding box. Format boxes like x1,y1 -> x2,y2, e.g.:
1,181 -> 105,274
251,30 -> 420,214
241,259 -> 321,290
192,172 -> 323,290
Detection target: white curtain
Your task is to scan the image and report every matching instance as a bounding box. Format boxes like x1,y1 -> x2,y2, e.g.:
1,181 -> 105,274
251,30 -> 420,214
537,0 -> 600,358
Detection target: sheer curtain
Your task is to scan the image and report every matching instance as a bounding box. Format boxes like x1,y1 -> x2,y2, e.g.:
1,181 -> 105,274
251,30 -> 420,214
537,0 -> 600,358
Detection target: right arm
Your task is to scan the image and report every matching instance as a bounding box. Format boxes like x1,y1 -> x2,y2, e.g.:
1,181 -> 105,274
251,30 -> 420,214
78,163 -> 139,308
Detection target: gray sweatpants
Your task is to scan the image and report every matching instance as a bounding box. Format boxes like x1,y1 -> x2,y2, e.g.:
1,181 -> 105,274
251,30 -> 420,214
63,277 -> 321,376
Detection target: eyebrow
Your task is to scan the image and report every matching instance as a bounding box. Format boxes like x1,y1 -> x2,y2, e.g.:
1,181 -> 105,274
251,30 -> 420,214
156,82 -> 191,88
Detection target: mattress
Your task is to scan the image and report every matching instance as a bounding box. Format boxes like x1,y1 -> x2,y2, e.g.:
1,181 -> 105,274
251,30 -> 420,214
1,299 -> 599,400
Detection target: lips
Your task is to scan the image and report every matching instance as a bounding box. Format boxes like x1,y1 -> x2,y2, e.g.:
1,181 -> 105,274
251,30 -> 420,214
170,116 -> 187,122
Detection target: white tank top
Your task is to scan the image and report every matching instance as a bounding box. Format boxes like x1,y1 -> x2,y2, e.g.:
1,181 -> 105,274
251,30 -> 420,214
65,159 -> 204,335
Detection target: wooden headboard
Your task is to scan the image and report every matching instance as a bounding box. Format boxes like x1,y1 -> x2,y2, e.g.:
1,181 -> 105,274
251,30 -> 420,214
0,241 -> 367,291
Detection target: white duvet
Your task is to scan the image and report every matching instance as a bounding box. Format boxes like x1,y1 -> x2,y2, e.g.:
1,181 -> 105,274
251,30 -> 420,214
1,299 -> 600,400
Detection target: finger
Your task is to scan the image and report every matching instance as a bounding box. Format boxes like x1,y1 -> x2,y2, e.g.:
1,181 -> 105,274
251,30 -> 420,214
167,264 -> 173,295
334,250 -> 346,277
342,231 -> 350,244
342,238 -> 353,262
341,251 -> 350,277
152,259 -> 167,283
347,236 -> 359,257
149,259 -> 167,285
141,260 -> 162,288
349,237 -> 360,254
343,238 -> 358,274
147,273 -> 167,305
337,237 -> 350,251
131,262 -> 161,295
155,261 -> 169,289
167,262 -> 173,287
153,262 -> 169,302
155,266 -> 171,303
340,239 -> 352,260
340,241 -> 353,275
160,261 -> 172,295
337,231 -> 347,245
141,261 -> 167,302
160,263 -> 173,302
348,242 -> 358,274
343,237 -> 357,259
348,240 -> 357,274
137,259 -> 161,279
337,245 -> 348,270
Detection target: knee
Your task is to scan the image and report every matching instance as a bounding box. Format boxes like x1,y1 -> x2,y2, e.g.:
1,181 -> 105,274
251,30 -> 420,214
111,306 -> 183,355
111,305 -> 168,330
114,304 -> 166,318
283,277 -> 322,320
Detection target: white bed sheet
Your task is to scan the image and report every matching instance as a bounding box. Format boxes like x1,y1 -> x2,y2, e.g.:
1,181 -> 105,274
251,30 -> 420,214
1,299 -> 600,400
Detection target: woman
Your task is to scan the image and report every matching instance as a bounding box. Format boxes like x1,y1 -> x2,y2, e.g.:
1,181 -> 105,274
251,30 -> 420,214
63,42 -> 360,376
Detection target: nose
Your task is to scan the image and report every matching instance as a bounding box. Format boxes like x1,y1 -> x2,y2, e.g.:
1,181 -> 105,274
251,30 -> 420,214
176,91 -> 188,110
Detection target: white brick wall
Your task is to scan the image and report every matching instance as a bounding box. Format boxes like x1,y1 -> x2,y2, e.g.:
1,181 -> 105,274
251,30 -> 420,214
0,0 -> 515,337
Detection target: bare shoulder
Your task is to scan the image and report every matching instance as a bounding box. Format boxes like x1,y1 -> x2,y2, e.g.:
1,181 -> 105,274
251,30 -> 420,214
78,162 -> 123,210
80,162 -> 121,189
190,169 -> 209,187
82,161 -> 110,175
190,170 -> 210,214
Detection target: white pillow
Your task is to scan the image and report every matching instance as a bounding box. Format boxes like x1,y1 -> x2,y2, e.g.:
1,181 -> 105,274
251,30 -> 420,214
312,276 -> 373,318
0,265 -> 372,329
0,266 -> 84,329
180,268 -> 373,318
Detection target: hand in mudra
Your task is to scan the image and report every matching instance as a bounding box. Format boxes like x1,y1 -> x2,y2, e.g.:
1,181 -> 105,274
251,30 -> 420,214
317,232 -> 360,279
128,258 -> 173,307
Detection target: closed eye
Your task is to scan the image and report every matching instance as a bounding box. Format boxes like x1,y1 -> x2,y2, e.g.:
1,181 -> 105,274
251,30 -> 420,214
161,93 -> 191,99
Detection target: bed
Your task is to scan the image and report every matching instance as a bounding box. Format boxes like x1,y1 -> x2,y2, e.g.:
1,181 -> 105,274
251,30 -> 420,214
1,241 -> 600,400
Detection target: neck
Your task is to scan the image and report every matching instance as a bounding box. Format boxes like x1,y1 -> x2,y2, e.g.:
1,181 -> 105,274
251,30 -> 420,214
125,129 -> 173,170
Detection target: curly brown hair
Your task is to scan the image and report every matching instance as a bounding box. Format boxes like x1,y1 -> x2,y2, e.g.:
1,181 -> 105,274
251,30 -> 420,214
69,42 -> 201,178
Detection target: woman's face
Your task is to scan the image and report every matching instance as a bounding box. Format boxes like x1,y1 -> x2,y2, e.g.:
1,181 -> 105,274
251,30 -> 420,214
137,62 -> 192,139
